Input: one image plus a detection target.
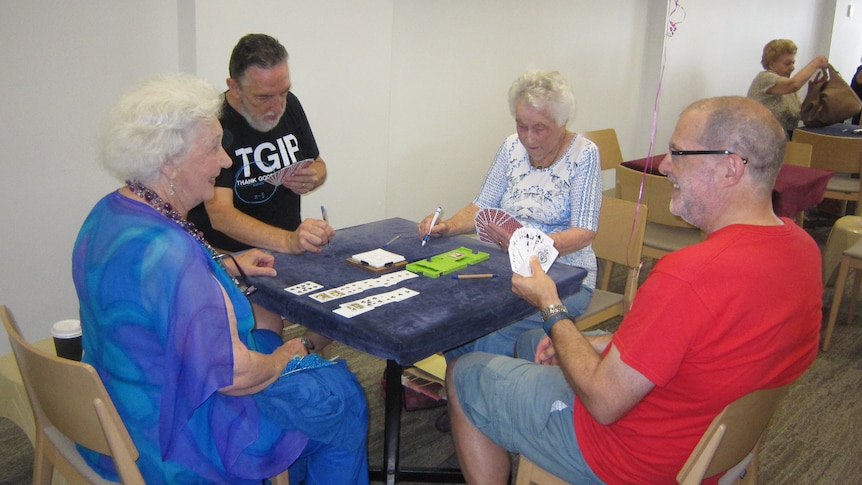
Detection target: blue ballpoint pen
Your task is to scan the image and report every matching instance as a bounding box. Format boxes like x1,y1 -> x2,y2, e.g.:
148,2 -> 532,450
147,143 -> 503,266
422,206 -> 442,246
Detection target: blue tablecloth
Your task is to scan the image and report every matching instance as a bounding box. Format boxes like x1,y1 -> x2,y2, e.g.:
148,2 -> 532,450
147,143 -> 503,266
249,217 -> 587,366
795,123 -> 862,137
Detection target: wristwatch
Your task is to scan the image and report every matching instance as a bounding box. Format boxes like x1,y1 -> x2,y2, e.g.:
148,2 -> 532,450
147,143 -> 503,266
541,304 -> 568,322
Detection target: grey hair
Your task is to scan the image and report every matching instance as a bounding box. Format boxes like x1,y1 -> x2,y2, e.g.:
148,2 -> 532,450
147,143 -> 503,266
688,96 -> 786,190
507,70 -> 576,126
100,73 -> 223,183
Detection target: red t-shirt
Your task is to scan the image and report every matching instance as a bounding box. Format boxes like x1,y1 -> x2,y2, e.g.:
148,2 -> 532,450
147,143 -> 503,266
576,220 -> 821,485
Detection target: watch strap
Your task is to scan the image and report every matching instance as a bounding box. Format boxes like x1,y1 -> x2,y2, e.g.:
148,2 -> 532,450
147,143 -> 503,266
543,312 -> 571,336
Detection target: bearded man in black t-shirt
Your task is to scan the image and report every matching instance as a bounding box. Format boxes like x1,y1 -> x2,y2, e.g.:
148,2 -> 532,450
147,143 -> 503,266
188,33 -> 334,349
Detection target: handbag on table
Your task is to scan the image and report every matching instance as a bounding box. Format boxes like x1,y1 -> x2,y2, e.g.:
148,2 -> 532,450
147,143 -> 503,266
800,64 -> 862,127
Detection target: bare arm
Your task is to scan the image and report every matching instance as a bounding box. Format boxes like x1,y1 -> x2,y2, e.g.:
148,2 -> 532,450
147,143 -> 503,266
767,56 -> 829,95
205,186 -> 334,255
548,226 -> 596,257
513,257 -> 654,424
417,203 -> 480,239
216,284 -> 306,396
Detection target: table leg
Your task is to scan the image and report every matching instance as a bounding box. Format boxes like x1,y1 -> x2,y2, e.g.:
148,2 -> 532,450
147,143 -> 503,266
368,359 -> 465,484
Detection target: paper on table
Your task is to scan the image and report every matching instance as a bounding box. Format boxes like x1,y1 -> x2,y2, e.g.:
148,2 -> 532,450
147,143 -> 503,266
350,248 -> 406,269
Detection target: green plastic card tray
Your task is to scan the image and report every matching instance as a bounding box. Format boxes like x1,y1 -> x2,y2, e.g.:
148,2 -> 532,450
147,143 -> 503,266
406,246 -> 490,278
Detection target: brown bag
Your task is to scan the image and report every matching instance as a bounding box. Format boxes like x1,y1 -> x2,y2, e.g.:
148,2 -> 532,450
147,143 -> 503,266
800,64 -> 862,127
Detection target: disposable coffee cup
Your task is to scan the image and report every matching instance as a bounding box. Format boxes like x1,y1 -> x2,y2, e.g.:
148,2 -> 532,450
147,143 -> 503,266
51,319 -> 83,361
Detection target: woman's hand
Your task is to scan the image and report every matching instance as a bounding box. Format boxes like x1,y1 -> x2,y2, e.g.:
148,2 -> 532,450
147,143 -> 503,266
483,223 -> 512,252
232,249 -> 277,277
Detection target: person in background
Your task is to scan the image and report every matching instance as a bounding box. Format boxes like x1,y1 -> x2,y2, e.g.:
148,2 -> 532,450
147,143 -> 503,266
446,96 -> 821,484
746,38 -> 828,138
417,69 -> 601,362
850,59 -> 862,125
188,33 -> 333,351
73,73 -> 368,484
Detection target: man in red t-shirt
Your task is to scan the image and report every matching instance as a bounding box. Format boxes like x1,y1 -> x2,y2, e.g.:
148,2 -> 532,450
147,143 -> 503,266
446,96 -> 821,485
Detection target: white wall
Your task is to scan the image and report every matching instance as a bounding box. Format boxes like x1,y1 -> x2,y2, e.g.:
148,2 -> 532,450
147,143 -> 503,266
0,0 -> 855,354
0,0 -> 180,351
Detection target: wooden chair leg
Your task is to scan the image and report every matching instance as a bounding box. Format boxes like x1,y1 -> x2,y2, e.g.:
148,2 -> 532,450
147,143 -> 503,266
824,255 -> 850,351
849,268 -> 861,324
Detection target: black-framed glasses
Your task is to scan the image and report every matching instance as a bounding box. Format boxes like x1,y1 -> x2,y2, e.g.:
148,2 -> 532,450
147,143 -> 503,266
670,149 -> 748,164
215,253 -> 257,296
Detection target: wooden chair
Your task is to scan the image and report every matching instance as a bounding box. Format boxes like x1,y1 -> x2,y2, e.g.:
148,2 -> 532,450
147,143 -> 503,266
677,384 -> 790,485
573,196 -> 647,331
615,165 -> 704,259
1,305 -> 145,484
782,141 -> 813,167
792,129 -> 862,216
0,305 -> 291,484
782,141 -> 814,225
514,384 -> 790,485
582,128 -> 624,171
822,237 -> 862,351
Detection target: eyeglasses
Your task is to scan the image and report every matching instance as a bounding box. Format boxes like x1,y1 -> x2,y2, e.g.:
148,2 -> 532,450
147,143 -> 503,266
215,253 -> 257,296
669,149 -> 748,164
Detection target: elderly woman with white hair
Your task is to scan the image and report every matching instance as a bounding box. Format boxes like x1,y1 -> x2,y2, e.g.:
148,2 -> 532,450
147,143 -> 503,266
417,70 -> 601,363
72,73 -> 368,484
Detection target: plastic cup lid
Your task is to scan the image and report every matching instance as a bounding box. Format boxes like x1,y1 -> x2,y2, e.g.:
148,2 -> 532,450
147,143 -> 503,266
51,319 -> 82,339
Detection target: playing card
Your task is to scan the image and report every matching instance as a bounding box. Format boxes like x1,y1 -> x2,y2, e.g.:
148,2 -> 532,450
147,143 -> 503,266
281,158 -> 315,179
284,281 -> 323,295
509,227 -> 558,276
333,301 -> 375,318
475,208 -> 522,244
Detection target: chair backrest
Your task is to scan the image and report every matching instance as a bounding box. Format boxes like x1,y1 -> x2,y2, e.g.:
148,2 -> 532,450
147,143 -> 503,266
792,129 -> 862,174
615,165 -> 698,229
782,141 -> 813,167
583,128 -> 624,171
677,384 -> 790,485
594,196 -> 647,302
1,305 -> 145,484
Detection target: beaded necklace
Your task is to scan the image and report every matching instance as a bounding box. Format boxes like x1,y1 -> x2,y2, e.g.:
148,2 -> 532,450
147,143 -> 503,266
125,180 -> 255,295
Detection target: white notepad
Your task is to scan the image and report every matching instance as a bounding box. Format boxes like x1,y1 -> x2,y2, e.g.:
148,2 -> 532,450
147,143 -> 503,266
350,248 -> 406,269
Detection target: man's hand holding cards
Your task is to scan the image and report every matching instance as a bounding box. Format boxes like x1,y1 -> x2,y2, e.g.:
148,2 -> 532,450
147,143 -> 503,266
508,227 -> 558,277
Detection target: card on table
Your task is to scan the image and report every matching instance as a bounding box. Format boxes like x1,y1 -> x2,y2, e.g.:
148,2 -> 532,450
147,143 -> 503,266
284,281 -> 324,295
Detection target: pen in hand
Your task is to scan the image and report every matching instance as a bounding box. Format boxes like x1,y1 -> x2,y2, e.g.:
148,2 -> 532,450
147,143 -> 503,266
321,205 -> 330,246
422,206 -> 442,247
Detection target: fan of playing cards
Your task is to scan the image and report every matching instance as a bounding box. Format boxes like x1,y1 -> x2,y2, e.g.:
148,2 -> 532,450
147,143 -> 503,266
508,227 -> 559,277
264,158 -> 315,186
474,207 -> 523,244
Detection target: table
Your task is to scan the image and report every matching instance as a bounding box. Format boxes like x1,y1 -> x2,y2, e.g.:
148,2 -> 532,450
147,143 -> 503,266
621,156 -> 833,218
249,217 -> 587,484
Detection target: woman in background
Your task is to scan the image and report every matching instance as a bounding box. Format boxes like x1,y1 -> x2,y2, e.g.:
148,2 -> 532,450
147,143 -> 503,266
747,38 -> 828,137
72,73 -> 368,484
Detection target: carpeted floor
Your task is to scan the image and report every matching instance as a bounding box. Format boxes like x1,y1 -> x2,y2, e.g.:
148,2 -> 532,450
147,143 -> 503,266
1,214 -> 860,484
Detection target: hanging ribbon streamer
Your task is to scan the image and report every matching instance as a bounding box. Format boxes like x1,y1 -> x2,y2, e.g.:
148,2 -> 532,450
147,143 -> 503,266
627,0 -> 685,269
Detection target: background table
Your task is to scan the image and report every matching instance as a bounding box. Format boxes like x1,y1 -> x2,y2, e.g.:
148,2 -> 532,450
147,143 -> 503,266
249,217 -> 587,484
621,155 -> 832,219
